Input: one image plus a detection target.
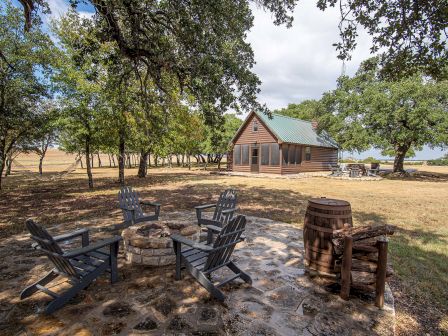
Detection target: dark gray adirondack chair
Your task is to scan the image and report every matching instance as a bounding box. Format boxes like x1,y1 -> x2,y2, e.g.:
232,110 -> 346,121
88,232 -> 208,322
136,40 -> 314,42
171,215 -> 252,301
195,189 -> 237,228
118,186 -> 161,228
21,219 -> 122,314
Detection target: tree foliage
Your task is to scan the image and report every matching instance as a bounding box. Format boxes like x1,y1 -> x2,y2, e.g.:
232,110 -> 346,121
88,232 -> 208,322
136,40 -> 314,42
17,0 -> 448,80
0,1 -> 55,188
319,58 -> 448,172
273,100 -> 321,121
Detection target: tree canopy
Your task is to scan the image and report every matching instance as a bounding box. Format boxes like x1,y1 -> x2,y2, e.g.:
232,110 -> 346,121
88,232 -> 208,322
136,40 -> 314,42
17,0 -> 448,81
319,58 -> 448,172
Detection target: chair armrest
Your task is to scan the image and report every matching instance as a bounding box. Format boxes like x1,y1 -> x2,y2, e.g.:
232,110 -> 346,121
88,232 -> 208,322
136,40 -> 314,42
206,225 -> 222,233
221,207 -> 238,215
54,228 -> 89,242
64,236 -> 122,258
171,234 -> 213,251
119,205 -> 135,211
195,204 -> 216,210
140,201 -> 161,207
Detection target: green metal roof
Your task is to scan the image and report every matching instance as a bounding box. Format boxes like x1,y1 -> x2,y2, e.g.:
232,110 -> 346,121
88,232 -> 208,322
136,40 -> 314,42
254,111 -> 338,148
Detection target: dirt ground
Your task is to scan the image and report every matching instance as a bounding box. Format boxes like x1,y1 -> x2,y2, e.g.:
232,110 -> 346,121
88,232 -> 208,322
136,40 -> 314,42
1,150 -> 447,335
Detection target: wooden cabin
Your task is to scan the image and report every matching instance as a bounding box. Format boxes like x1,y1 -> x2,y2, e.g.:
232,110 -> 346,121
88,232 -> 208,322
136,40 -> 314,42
229,111 -> 338,174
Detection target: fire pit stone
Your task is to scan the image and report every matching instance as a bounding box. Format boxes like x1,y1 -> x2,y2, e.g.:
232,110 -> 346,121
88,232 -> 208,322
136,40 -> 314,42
122,220 -> 199,266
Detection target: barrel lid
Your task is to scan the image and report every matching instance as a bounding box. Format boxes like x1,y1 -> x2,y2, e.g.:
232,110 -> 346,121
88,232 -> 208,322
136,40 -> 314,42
308,198 -> 350,206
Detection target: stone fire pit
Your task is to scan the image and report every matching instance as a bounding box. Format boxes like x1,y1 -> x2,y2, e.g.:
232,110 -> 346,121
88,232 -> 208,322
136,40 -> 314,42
122,220 -> 199,266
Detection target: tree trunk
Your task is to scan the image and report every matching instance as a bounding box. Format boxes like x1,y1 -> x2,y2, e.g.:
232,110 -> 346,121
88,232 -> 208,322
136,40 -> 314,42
80,155 -> 84,169
187,155 -> 191,170
217,156 -> 222,170
393,144 -> 410,173
112,154 -> 116,167
38,157 -> 44,175
138,150 -> 150,178
154,155 -> 158,167
0,158 -> 5,189
85,138 -> 94,189
97,152 -> 102,167
108,154 -> 112,167
126,153 -> 132,169
5,158 -> 12,176
118,130 -> 125,186
148,151 -> 151,167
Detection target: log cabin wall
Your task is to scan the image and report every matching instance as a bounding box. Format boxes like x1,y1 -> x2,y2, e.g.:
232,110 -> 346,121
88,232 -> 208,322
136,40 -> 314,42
281,145 -> 338,173
232,113 -> 338,174
233,114 -> 281,173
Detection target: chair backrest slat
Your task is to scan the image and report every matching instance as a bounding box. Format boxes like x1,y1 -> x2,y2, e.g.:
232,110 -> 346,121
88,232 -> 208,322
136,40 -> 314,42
204,215 -> 246,271
118,186 -> 144,222
25,219 -> 79,278
213,189 -> 237,223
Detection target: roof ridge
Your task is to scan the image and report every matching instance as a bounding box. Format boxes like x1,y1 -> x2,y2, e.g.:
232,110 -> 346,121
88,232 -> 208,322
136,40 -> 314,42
262,111 -> 313,124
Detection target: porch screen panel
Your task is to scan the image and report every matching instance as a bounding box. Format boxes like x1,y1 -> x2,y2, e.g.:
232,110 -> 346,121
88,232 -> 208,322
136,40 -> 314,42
270,144 -> 280,165
234,145 -> 241,165
282,145 -> 289,164
241,145 -> 249,165
295,146 -> 302,164
288,145 -> 296,164
261,144 -> 270,165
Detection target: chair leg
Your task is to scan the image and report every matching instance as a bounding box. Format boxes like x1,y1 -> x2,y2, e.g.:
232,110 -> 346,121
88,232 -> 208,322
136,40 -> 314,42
228,261 -> 252,285
20,270 -> 59,300
45,263 -> 108,314
173,241 -> 182,280
189,266 -> 225,302
109,241 -> 119,284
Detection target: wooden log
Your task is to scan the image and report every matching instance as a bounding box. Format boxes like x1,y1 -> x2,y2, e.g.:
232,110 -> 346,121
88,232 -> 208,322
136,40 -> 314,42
335,260 -> 394,276
332,225 -> 395,254
375,238 -> 388,308
340,236 -> 352,300
352,252 -> 378,262
352,244 -> 378,254
351,271 -> 377,285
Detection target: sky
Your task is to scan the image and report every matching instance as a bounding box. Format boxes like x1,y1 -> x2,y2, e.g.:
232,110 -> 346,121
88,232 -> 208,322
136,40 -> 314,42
15,0 -> 446,160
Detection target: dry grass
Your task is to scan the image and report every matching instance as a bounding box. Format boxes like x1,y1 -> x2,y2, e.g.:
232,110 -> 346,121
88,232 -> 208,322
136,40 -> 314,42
1,149 -> 447,335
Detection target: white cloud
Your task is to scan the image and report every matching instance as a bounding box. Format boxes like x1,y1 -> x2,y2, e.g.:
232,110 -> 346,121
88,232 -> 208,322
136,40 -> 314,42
248,0 -> 373,110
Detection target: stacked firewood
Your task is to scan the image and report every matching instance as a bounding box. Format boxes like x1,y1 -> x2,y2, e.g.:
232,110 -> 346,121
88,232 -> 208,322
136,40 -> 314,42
331,224 -> 396,307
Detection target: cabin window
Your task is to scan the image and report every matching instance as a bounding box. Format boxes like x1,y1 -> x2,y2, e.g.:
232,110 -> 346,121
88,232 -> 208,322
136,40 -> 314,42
305,146 -> 311,161
241,144 -> 250,165
270,144 -> 280,165
234,145 -> 241,165
253,120 -> 258,132
295,146 -> 302,164
261,144 -> 270,165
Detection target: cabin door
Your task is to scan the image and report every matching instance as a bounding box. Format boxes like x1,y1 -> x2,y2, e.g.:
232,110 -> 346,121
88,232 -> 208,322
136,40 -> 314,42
251,145 -> 259,173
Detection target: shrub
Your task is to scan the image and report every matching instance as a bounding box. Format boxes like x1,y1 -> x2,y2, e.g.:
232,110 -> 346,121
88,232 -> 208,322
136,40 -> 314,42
427,158 -> 448,166
361,156 -> 380,163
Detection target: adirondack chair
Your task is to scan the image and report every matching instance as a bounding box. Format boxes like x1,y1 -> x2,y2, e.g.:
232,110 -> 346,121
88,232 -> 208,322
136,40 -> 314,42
195,189 -> 237,228
118,186 -> 161,228
171,215 -> 252,301
21,219 -> 122,314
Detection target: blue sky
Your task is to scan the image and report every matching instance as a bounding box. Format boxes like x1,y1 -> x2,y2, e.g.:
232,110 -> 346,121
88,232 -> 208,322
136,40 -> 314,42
13,0 -> 446,160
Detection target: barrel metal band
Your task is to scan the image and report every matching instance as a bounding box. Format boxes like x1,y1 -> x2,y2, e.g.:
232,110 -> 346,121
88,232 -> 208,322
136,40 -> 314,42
306,210 -> 352,219
304,222 -> 337,233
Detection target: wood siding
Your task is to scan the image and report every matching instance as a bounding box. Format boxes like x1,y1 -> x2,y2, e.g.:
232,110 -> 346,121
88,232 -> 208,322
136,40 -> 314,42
234,114 -> 277,145
233,114 -> 279,173
281,145 -> 338,173
231,112 -> 338,174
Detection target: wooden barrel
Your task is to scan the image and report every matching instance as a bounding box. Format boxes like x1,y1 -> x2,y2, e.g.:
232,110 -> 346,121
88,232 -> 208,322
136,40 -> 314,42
303,198 -> 353,273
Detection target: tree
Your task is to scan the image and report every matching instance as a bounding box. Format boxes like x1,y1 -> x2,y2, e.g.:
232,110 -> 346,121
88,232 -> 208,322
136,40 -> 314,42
320,58 -> 448,173
203,114 -> 243,169
0,1 -> 55,189
273,100 -> 321,121
17,1 -> 448,81
53,11 -> 105,188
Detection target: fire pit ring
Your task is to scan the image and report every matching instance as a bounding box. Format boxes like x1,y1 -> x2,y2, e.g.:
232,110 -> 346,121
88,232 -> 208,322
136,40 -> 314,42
122,221 -> 199,266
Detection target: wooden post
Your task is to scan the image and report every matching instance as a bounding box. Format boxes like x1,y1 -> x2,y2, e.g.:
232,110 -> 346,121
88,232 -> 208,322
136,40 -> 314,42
375,238 -> 388,308
340,235 -> 353,300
